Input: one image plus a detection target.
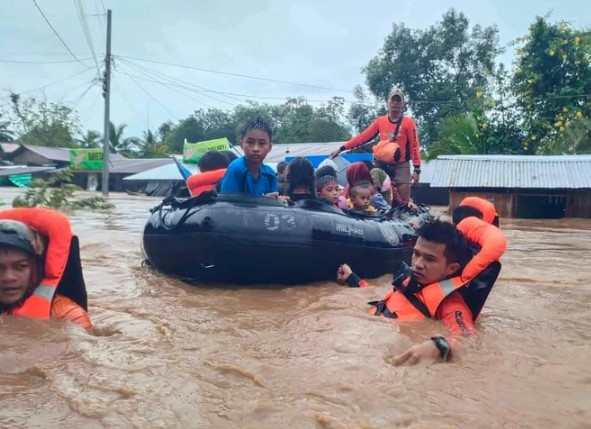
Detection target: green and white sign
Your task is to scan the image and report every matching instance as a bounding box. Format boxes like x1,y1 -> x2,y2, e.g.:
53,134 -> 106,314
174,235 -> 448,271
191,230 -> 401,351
70,149 -> 104,170
183,137 -> 230,163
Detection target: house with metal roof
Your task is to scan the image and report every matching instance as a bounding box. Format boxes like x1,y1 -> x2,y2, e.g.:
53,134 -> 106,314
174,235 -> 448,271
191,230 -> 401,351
429,155 -> 591,218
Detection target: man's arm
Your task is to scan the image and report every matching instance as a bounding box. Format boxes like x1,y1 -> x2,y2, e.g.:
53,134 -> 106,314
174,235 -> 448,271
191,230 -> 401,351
336,264 -> 370,288
407,118 -> 421,169
330,119 -> 380,158
391,291 -> 475,366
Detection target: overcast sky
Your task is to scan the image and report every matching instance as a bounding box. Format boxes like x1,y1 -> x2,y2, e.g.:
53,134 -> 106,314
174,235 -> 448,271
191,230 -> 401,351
1,0 -> 590,138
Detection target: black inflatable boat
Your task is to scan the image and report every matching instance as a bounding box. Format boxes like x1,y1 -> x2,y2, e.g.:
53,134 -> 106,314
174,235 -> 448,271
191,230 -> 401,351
142,193 -> 431,285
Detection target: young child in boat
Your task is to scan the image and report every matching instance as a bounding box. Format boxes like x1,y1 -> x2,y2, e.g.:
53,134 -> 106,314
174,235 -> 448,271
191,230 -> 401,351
316,174 -> 340,206
220,117 -> 279,198
349,181 -> 377,214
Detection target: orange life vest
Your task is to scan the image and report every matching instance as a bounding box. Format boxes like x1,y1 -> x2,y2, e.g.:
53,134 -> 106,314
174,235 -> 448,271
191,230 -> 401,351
460,197 -> 498,225
0,208 -> 72,319
369,276 -> 467,320
187,168 -> 226,197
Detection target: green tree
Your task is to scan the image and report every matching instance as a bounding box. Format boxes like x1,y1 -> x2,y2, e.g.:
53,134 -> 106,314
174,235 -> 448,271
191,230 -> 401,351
0,111 -> 14,142
8,93 -> 80,148
511,17 -> 591,154
347,85 -> 386,133
109,122 -> 141,157
362,9 -> 500,146
77,130 -> 102,148
138,130 -> 170,158
425,113 -> 484,159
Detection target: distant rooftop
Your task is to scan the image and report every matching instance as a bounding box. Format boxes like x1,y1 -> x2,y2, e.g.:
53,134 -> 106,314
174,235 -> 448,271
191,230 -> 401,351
430,155 -> 591,189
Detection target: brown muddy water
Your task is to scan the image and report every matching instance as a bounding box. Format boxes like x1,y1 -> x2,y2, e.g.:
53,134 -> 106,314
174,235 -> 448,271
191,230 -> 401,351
0,188 -> 590,429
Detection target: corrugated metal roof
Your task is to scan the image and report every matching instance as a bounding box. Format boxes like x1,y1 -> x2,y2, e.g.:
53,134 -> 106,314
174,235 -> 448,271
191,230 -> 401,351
0,166 -> 55,177
265,142 -> 343,163
430,155 -> 591,189
109,157 -> 173,174
123,162 -> 199,181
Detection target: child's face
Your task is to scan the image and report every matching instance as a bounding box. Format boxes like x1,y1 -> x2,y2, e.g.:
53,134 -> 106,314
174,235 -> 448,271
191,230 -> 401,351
351,188 -> 372,210
318,182 -> 339,204
241,129 -> 272,164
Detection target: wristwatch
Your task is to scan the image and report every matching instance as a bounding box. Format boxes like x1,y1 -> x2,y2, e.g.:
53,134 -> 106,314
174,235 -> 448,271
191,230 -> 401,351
413,167 -> 421,174
430,336 -> 451,361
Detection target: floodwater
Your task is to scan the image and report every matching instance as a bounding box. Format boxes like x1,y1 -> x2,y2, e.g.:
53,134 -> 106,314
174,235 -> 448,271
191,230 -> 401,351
0,188 -> 590,429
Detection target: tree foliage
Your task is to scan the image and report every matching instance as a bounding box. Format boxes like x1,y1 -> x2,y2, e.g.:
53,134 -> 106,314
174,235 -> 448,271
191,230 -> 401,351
362,9 -> 500,146
7,93 -> 80,148
511,16 -> 591,154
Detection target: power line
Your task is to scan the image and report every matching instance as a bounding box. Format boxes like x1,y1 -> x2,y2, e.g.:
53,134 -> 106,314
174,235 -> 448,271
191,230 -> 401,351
0,57 -> 95,64
117,57 -> 351,105
31,0 -> 91,69
118,55 -> 354,93
0,68 -> 94,100
111,79 -> 150,129
118,59 -> 237,107
125,73 -> 180,120
73,0 -> 101,76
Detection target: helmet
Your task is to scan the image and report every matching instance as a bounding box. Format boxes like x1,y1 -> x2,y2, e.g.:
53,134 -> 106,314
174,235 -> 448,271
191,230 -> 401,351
0,220 -> 38,256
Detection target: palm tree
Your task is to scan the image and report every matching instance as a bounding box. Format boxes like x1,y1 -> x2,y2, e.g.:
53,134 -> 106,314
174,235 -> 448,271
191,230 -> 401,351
138,130 -> 170,158
425,114 -> 485,160
109,122 -> 141,157
0,120 -> 14,142
77,130 -> 102,148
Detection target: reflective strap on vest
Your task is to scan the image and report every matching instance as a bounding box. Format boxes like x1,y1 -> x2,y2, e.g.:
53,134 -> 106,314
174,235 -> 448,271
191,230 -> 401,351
11,283 -> 57,319
422,276 -> 466,317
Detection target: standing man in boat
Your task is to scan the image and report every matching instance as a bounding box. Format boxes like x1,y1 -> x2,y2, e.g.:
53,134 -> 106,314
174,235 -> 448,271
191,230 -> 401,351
330,89 -> 421,203
336,205 -> 506,365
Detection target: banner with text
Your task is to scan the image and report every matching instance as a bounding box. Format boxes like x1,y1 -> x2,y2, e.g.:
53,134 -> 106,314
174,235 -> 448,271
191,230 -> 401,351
183,137 -> 230,163
69,149 -> 103,170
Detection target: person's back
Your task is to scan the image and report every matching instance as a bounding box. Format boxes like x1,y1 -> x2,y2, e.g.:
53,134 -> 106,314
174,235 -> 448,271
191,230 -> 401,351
187,151 -> 230,197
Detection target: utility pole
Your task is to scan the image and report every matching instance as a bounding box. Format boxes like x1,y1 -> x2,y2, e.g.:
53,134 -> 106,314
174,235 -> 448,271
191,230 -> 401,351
101,9 -> 112,196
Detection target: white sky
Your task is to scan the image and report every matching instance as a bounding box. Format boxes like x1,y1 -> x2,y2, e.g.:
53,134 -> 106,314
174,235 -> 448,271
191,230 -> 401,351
1,0 -> 589,137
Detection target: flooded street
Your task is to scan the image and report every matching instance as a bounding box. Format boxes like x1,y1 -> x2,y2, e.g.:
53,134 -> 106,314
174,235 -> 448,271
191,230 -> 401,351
1,188 -> 590,429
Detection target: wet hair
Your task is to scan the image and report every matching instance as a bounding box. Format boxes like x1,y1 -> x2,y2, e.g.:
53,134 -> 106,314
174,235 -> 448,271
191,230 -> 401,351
316,175 -> 338,192
315,165 -> 337,179
350,180 -> 372,198
277,161 -> 288,175
239,117 -> 273,141
221,150 -> 239,162
452,205 -> 483,225
198,151 -> 230,172
417,219 -> 471,266
287,157 -> 315,195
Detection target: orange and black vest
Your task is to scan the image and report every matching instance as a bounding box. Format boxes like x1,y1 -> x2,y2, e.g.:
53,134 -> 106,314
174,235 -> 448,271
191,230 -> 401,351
369,276 -> 468,321
0,207 -> 83,319
460,197 -> 499,226
187,168 -> 226,197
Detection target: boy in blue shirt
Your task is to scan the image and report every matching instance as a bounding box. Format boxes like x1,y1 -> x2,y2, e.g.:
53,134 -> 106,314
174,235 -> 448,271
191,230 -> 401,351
220,118 -> 278,197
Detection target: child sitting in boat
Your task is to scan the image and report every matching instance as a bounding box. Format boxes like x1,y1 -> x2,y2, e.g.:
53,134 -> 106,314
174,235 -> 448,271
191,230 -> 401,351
315,162 -> 347,208
287,157 -> 316,202
348,181 -> 377,214
220,117 -> 279,198
186,151 -> 231,197
316,174 -> 340,206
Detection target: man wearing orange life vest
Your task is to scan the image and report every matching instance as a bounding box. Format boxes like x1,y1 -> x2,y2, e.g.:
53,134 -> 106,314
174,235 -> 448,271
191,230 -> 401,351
336,202 -> 506,365
330,89 -> 421,204
0,208 -> 92,332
